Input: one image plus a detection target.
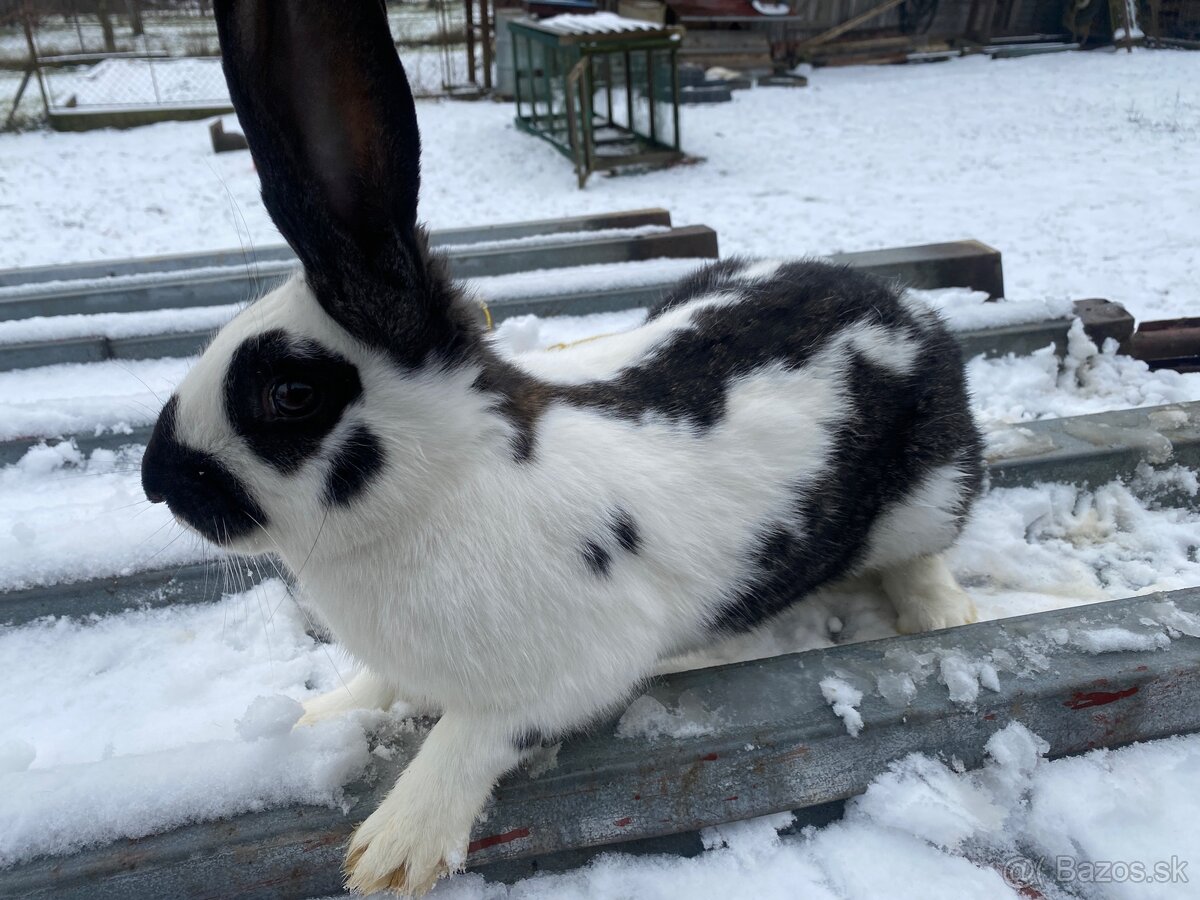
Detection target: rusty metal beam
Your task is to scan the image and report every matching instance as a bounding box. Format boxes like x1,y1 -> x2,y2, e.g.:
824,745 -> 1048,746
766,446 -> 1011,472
3,587 -> 1198,899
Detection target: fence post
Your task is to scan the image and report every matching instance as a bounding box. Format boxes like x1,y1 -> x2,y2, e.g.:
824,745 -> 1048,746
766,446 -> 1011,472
21,4 -> 50,118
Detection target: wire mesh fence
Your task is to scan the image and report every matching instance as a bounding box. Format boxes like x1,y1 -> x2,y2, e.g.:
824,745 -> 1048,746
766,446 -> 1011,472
1,0 -> 478,129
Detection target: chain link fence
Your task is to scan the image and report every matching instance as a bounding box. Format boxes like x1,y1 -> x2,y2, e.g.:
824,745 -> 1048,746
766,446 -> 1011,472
2,1 -> 476,130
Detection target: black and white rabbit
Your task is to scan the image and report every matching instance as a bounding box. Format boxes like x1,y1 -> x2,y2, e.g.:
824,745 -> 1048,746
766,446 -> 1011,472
141,1 -> 984,894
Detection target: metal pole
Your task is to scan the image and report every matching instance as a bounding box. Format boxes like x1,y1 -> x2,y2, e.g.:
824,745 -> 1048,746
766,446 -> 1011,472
480,0 -> 492,90
464,0 -> 477,85
623,50 -> 633,131
670,47 -> 680,150
645,49 -> 656,144
21,6 -> 50,117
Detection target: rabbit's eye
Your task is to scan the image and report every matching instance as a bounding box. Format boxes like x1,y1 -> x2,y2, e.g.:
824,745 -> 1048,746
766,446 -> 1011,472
267,380 -> 320,418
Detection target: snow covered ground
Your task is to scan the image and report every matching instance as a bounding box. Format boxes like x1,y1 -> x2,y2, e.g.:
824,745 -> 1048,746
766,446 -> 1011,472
2,47 -> 1200,898
2,49 -> 1199,320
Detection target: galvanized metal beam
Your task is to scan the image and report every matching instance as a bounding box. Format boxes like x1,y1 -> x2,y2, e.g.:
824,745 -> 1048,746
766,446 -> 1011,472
0,227 -> 717,322
3,587 -> 1198,900
4,401 -> 1198,625
0,210 -> 675,288
0,282 -> 681,374
828,239 -> 1005,299
0,296 -> 1081,375
0,237 -> 1003,323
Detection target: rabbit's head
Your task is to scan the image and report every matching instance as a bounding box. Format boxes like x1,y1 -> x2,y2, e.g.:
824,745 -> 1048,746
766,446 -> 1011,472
141,1 -> 485,559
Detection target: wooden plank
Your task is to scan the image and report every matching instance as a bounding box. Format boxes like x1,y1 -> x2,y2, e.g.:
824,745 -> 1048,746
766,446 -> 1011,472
797,0 -> 908,48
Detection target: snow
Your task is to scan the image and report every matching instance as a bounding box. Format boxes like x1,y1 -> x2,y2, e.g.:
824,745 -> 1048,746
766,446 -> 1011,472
937,653 -> 1001,707
819,676 -> 864,737
2,47 -> 1199,894
0,303 -> 239,346
0,580 -> 375,866
615,692 -> 722,741
3,51 -> 1199,322
1069,626 -> 1171,654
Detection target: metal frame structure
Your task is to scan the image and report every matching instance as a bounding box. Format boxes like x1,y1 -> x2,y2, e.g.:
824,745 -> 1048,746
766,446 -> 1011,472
510,17 -> 685,187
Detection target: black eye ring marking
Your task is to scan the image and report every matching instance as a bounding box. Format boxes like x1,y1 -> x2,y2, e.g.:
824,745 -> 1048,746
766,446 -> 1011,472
265,380 -> 321,420
225,329 -> 364,473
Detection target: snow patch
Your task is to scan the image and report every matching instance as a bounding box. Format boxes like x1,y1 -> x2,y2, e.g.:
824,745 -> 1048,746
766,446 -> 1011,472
819,676 -> 864,737
616,692 -> 721,741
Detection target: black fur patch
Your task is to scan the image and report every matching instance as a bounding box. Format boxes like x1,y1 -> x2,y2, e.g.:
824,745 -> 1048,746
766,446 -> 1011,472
709,330 -> 984,633
224,329 -> 363,473
579,508 -> 642,578
142,396 -> 267,545
612,508 -> 641,554
581,540 -> 611,578
475,260 -> 941,460
323,425 -> 385,507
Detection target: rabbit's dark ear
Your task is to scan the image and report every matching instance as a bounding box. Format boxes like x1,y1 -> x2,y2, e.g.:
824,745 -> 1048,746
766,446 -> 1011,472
215,1 -> 457,365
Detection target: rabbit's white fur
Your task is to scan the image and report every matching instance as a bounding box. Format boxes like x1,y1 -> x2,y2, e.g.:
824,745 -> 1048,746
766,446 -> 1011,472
165,271 -> 977,893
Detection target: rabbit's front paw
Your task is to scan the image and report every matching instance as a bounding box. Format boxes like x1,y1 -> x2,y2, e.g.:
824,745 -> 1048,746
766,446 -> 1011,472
343,788 -> 466,896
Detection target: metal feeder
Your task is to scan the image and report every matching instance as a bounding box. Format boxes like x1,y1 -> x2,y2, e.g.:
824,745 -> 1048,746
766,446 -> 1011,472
509,14 -> 685,187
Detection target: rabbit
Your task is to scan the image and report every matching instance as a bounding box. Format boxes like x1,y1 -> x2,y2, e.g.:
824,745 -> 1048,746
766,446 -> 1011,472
140,1 -> 984,894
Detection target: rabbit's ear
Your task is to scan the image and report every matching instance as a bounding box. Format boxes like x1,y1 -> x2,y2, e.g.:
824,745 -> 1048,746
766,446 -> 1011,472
215,1 -> 451,362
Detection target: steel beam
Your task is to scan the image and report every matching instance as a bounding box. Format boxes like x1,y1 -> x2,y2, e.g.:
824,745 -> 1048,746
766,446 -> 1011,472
0,238 -> 999,324
828,239 -> 1005,299
0,228 -> 717,322
0,301 -> 1080,376
2,588 -> 1198,900
0,210 -> 675,288
4,401 -> 1199,625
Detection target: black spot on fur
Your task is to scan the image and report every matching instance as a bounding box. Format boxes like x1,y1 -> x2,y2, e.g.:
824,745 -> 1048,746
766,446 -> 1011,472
224,329 -> 363,473
323,425 -> 384,507
612,508 -> 641,554
581,540 -> 611,578
142,396 -> 267,545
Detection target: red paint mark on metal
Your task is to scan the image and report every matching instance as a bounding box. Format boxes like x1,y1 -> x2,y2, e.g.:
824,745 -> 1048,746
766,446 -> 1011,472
983,713 -> 996,720
723,795 -> 739,802
632,793 -> 641,800
614,817 -> 633,827
468,827 -> 531,854
700,752 -> 719,761
1065,686 -> 1139,710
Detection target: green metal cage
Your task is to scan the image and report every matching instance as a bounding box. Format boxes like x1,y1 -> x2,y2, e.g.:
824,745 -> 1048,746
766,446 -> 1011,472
509,15 -> 684,188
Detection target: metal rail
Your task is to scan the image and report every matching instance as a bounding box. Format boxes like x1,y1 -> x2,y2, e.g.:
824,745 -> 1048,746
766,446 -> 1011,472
0,228 -> 718,322
0,238 -> 1008,324
4,401 -> 1198,625
0,210 -> 675,288
0,315 -> 1070,459
3,587 -> 1198,899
